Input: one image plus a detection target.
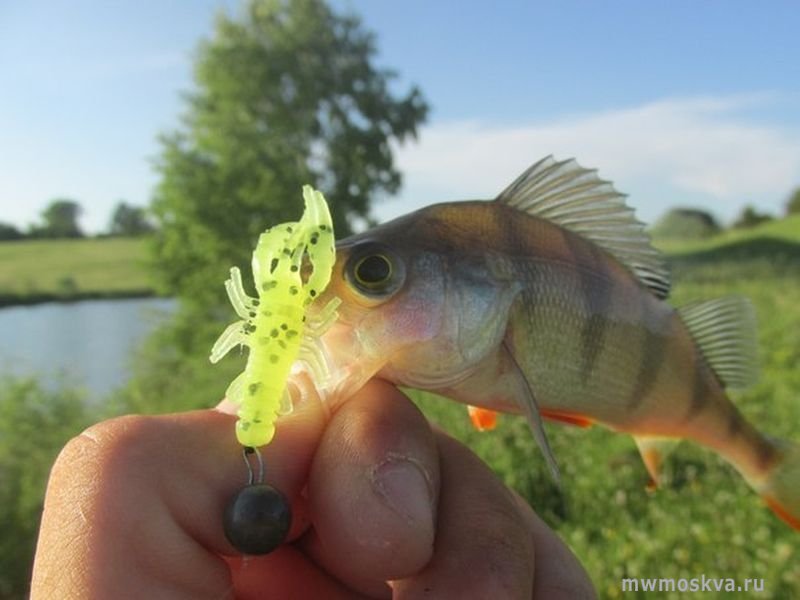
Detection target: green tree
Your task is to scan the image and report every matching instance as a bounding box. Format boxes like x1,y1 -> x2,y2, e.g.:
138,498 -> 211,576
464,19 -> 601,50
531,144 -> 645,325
786,186 -> 800,216
732,204 -> 772,229
0,222 -> 23,241
151,0 -> 428,312
650,208 -> 720,240
109,201 -> 153,236
37,199 -> 83,238
120,0 -> 427,415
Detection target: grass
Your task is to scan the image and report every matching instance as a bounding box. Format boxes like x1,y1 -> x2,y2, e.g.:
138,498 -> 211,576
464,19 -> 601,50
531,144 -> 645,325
0,237 -> 155,305
411,215 -> 800,599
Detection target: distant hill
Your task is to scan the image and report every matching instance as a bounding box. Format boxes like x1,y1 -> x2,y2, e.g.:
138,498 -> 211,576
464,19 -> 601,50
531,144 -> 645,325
650,208 -> 721,241
654,213 -> 800,255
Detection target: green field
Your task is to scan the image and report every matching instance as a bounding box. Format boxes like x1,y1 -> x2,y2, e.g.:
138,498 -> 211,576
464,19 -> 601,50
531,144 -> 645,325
412,216 -> 800,599
0,237 -> 155,305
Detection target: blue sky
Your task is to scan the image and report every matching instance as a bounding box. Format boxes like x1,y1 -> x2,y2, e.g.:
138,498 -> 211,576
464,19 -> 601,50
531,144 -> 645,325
1,0 -> 799,233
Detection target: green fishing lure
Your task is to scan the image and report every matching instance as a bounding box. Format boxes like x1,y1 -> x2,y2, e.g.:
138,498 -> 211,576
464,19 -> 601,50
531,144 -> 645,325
210,186 -> 339,448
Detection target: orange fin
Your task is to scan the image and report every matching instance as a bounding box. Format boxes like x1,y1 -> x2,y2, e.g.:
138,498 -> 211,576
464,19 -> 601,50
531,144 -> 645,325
753,440 -> 800,531
540,408 -> 594,428
764,496 -> 800,531
467,405 -> 498,431
633,436 -> 679,489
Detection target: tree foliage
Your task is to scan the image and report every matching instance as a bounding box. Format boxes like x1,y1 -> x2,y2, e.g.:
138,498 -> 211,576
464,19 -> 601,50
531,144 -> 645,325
787,186 -> 800,216
650,208 -> 721,240
109,201 -> 153,237
150,0 -> 428,312
732,204 -> 772,229
0,222 -> 23,241
36,199 -> 83,239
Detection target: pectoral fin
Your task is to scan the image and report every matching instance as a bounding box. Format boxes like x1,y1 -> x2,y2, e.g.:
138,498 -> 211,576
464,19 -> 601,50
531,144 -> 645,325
634,435 -> 679,489
502,341 -> 561,484
467,405 -> 499,431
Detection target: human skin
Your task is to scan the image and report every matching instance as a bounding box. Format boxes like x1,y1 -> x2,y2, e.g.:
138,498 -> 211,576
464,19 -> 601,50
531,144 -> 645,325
30,380 -> 596,599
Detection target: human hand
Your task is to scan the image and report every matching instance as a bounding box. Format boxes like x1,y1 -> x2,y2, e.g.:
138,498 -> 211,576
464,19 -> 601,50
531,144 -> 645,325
30,380 -> 595,599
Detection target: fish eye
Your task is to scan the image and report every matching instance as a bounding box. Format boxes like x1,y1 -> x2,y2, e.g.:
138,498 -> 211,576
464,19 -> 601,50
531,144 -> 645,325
354,254 -> 392,287
345,244 -> 405,298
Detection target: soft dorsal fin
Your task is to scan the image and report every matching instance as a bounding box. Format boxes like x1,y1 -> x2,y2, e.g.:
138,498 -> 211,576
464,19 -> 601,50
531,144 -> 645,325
495,156 -> 671,299
678,296 -> 759,390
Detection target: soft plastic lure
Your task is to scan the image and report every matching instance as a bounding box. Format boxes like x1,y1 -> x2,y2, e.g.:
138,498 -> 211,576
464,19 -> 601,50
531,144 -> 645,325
210,186 -> 339,448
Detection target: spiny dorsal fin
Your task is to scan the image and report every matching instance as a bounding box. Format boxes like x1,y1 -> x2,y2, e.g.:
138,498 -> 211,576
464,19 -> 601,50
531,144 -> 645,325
678,296 -> 759,390
495,156 -> 671,299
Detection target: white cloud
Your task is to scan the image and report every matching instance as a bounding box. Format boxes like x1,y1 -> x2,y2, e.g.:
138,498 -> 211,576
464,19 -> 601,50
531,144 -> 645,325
381,94 -> 800,224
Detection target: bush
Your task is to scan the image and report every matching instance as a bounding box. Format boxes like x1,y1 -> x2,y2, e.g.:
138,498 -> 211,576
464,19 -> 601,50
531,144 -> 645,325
651,208 -> 721,240
0,223 -> 23,241
786,187 -> 800,216
732,205 -> 773,229
0,378 -> 91,599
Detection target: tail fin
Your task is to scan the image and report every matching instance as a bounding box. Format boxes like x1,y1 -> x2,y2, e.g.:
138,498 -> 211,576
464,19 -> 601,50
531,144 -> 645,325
758,440 -> 800,530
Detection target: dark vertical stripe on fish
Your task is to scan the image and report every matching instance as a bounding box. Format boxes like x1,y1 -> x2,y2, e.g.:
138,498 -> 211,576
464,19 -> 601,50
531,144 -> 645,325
755,436 -> 779,470
484,202 -> 506,243
627,298 -> 666,409
502,203 -> 524,256
685,357 -> 709,421
562,231 -> 614,384
726,406 -> 743,438
720,388 -> 777,469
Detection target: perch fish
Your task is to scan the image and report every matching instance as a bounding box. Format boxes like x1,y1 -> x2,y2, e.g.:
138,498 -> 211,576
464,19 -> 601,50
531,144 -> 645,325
302,156 -> 800,530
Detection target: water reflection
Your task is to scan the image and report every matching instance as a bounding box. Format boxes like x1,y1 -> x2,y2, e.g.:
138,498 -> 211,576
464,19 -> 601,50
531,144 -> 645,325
0,298 -> 176,398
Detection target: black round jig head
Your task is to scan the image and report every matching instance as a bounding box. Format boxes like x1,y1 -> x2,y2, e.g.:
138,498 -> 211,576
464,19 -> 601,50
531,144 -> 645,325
223,446 -> 292,555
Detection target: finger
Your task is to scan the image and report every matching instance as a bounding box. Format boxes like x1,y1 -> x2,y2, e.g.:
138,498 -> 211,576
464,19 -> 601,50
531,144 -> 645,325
30,398 -> 332,598
510,492 -> 597,599
224,548 -> 372,600
302,380 -> 440,597
392,432 -> 536,600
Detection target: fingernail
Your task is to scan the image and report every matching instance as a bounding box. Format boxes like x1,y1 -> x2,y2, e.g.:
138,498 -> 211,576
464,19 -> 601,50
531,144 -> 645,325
371,455 -> 435,525
215,397 -> 239,415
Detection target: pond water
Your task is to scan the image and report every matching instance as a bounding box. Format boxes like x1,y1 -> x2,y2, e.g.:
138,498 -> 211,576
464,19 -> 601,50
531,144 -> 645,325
0,297 -> 177,399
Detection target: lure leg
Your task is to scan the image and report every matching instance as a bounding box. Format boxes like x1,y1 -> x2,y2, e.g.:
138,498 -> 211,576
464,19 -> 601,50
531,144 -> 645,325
306,298 -> 341,335
278,387 -> 293,415
225,267 -> 255,319
225,371 -> 246,404
298,337 -> 329,383
210,321 -> 248,363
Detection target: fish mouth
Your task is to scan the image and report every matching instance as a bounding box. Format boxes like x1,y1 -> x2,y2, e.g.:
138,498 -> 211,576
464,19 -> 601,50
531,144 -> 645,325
292,307 -> 386,410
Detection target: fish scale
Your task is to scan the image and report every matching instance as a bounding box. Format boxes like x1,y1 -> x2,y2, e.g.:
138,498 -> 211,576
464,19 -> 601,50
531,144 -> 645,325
512,262 -> 649,425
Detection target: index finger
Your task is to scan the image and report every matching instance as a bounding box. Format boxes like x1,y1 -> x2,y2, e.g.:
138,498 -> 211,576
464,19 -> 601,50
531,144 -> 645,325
30,396 -> 330,598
